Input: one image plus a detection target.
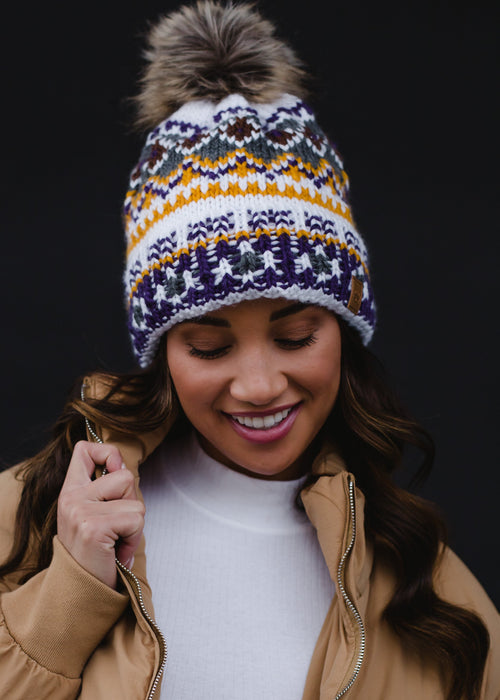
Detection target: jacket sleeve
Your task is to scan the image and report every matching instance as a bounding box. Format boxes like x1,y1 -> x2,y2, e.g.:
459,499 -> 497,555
0,536 -> 128,700
436,547 -> 500,700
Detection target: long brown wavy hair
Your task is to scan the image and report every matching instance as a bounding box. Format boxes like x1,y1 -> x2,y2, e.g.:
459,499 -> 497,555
0,321 -> 489,700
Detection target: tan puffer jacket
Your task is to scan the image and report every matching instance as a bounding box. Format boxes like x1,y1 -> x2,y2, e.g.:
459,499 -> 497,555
1,388 -> 499,699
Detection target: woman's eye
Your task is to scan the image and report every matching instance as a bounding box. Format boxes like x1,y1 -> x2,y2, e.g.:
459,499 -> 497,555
188,345 -> 231,360
276,334 -> 317,350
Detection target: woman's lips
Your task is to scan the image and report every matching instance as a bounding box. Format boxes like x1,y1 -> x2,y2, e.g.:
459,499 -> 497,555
224,404 -> 301,444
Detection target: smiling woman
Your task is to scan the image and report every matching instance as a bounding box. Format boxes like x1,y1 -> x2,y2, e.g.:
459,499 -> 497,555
0,2 -> 499,700
167,299 -> 342,479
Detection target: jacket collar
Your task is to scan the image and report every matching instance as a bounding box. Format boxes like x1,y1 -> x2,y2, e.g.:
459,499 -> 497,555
83,374 -> 170,483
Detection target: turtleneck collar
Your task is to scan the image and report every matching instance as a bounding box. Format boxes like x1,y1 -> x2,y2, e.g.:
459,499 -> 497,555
147,431 -> 310,533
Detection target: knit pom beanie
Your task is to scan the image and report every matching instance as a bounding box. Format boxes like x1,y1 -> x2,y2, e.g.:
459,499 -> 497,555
124,0 -> 376,367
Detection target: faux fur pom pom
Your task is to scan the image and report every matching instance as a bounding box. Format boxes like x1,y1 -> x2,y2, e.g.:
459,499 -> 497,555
134,0 -> 309,129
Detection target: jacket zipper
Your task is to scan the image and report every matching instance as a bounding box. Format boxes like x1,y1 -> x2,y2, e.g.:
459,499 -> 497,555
82,385 -> 167,698
118,477 -> 363,700
334,475 -> 366,699
116,559 -> 167,700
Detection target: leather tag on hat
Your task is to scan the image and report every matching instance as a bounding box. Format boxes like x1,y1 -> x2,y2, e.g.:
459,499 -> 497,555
347,276 -> 363,314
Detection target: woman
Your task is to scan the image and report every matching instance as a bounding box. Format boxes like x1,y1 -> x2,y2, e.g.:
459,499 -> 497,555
0,2 -> 498,699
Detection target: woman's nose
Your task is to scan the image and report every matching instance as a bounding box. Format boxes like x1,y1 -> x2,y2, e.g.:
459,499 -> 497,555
229,351 -> 288,406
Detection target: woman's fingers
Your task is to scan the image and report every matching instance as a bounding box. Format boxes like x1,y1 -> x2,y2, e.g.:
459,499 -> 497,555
63,440 -> 125,487
57,440 -> 145,588
92,468 -> 138,503
61,501 -> 145,582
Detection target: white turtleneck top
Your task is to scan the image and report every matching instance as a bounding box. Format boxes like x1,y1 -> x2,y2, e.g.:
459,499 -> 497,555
140,433 -> 335,699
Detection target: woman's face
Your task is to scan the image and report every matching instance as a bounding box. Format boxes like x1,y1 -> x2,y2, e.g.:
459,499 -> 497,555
166,298 -> 342,480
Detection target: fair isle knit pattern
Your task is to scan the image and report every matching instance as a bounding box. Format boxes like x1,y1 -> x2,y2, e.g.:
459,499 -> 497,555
124,93 -> 376,367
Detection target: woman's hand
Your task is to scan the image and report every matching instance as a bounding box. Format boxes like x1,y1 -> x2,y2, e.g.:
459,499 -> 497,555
57,441 -> 145,589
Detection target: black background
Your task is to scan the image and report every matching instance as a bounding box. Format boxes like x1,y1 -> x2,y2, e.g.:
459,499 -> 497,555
1,1 -> 499,607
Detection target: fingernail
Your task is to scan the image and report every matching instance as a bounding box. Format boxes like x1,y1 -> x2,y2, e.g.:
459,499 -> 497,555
127,556 -> 135,570
121,462 -> 127,469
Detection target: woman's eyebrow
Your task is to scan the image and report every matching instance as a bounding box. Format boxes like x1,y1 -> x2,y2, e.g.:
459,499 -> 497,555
269,302 -> 311,321
185,316 -> 230,327
184,302 -> 311,327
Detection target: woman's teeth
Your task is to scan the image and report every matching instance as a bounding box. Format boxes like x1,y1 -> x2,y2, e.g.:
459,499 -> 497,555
232,408 -> 292,429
